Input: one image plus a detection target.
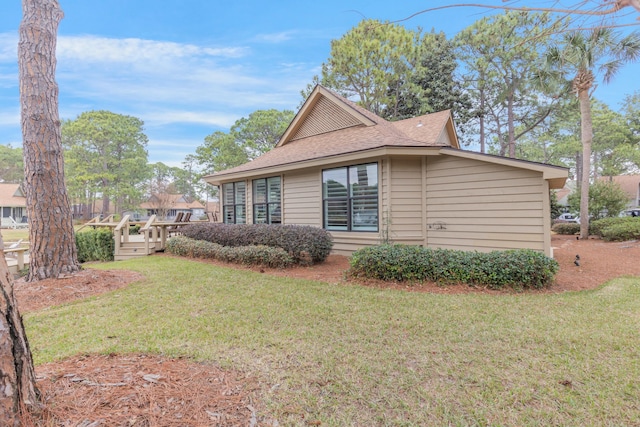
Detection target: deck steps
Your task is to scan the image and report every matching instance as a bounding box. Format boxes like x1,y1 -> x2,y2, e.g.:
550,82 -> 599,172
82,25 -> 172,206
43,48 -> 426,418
114,241 -> 157,261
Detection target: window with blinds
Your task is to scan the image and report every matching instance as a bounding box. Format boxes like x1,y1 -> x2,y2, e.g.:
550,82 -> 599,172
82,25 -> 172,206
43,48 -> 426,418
322,163 -> 378,232
222,181 -> 246,224
253,176 -> 281,224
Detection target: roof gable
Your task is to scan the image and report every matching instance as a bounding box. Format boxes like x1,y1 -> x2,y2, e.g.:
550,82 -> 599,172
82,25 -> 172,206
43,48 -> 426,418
206,85 -> 460,182
278,85 -> 377,147
0,183 -> 26,206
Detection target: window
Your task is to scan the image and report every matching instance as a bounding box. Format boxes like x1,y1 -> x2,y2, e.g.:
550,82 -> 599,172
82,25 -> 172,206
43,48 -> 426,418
222,181 -> 246,224
253,177 -> 281,224
322,163 -> 378,232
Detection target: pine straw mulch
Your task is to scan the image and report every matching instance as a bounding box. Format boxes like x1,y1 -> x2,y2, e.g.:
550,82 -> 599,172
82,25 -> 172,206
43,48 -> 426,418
14,233 -> 640,426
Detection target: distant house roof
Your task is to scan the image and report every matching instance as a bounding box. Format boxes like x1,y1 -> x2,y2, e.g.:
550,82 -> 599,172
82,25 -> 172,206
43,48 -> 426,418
599,175 -> 640,204
554,183 -> 574,205
0,183 -> 26,207
140,194 -> 204,210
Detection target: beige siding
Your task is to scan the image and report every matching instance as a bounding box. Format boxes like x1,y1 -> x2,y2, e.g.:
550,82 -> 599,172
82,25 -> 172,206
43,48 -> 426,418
282,161 -> 387,254
380,158 -> 390,236
233,153 -> 553,257
387,157 -> 424,244
282,170 -> 322,226
426,156 -> 548,254
331,232 -> 382,255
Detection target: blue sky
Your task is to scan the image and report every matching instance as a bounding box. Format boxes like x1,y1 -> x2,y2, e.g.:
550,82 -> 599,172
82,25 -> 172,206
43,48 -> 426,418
1,1 -> 639,167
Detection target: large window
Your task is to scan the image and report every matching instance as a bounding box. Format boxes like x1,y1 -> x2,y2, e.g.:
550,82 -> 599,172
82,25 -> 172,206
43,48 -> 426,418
322,163 -> 378,232
222,181 -> 246,224
253,177 -> 281,224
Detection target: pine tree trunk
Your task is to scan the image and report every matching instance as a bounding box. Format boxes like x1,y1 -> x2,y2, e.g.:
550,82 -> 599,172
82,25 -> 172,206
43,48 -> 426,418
19,0 -> 80,281
0,237 -> 40,424
578,88 -> 592,240
507,94 -> 516,158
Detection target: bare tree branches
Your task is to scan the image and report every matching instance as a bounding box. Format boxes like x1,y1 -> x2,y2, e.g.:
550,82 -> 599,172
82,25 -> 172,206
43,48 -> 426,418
393,1 -> 639,23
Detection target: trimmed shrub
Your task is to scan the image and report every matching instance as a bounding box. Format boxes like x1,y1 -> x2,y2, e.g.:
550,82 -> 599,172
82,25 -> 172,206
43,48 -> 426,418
589,216 -> 640,237
166,235 -> 294,268
600,220 -> 640,242
347,244 -> 559,290
76,228 -> 114,262
180,223 -> 333,265
551,222 -> 580,235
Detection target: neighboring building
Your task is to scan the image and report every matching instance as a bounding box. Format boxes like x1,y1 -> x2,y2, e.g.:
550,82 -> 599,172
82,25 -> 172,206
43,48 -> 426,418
554,182 -> 575,210
205,85 -> 568,256
139,194 -> 205,220
599,175 -> 640,208
0,183 -> 27,228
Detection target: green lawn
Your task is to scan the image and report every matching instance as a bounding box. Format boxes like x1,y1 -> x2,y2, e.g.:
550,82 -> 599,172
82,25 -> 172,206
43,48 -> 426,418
1,227 -> 29,243
24,256 -> 640,426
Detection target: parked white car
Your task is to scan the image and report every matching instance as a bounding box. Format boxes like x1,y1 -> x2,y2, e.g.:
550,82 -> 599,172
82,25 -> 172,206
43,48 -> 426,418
556,213 -> 579,223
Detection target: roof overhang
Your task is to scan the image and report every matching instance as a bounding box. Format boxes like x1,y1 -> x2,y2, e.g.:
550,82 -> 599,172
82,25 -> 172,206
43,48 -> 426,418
205,146 -> 443,185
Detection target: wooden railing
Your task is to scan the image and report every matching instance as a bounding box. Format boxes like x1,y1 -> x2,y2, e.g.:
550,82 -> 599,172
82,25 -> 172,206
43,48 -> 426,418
139,215 -> 166,255
113,215 -> 132,259
77,214 -> 115,232
80,214 -> 197,259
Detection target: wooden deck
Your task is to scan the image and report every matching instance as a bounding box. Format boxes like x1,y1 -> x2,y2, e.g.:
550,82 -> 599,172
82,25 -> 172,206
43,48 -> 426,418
81,214 -> 198,261
1,215 -> 203,275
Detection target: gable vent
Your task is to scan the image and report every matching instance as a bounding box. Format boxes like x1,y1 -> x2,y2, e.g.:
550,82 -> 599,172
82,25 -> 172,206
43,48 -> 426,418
290,96 -> 363,141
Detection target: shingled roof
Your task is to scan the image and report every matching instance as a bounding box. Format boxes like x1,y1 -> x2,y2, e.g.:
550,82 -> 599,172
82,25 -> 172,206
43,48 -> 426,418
207,85 -> 458,181
140,194 -> 205,210
0,183 -> 26,207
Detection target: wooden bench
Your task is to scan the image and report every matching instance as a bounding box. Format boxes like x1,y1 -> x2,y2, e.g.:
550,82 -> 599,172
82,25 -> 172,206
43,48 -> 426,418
4,246 -> 28,270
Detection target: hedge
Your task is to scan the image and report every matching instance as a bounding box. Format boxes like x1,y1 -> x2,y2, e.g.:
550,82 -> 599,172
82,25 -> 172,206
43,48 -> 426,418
590,216 -> 640,239
551,222 -> 580,235
600,220 -> 640,242
180,223 -> 333,265
76,227 -> 114,262
166,235 -> 295,268
347,244 -> 559,290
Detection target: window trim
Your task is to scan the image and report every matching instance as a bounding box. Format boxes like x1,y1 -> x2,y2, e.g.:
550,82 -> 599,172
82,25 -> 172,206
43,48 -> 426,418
322,162 -> 379,232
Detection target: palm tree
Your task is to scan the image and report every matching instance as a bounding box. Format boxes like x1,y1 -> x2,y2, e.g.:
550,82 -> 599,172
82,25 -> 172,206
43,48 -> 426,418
545,28 -> 640,239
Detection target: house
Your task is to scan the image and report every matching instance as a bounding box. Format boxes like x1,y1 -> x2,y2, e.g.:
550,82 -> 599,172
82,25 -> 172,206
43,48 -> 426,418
0,183 -> 27,228
598,175 -> 640,208
204,85 -> 568,256
553,181 -> 575,212
139,193 -> 205,220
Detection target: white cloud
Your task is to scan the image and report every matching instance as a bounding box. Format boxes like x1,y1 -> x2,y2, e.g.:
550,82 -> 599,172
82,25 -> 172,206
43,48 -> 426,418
254,31 -> 296,43
144,110 -> 239,128
0,31 -> 318,165
0,110 -> 19,127
57,35 -> 247,63
146,138 -> 202,166
0,33 -> 17,63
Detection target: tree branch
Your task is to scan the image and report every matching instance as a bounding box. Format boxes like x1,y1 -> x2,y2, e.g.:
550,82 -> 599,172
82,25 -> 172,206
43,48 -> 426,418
390,1 -> 639,25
